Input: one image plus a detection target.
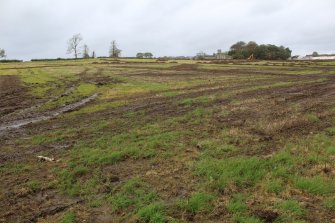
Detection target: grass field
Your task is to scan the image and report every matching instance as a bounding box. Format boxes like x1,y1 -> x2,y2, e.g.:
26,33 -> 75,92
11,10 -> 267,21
0,58 -> 335,222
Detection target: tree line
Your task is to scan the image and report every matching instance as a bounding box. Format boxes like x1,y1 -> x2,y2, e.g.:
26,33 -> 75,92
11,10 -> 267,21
228,41 -> 292,60
1,36 -> 293,61
66,34 -> 121,59
136,52 -> 153,59
67,34 -> 155,59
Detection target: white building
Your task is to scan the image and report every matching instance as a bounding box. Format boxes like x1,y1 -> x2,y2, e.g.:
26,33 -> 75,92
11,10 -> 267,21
302,54 -> 335,60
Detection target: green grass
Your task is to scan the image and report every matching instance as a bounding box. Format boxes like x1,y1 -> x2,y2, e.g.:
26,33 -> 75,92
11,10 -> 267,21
233,216 -> 263,223
26,180 -> 42,192
327,146 -> 335,155
322,198 -> 335,210
0,163 -> 31,174
196,156 -> 268,191
29,128 -> 78,145
60,212 -> 76,223
306,113 -> 320,123
76,83 -> 97,95
326,127 -> 335,135
270,150 -> 297,178
107,178 -> 159,212
227,194 -> 264,223
177,192 -> 215,214
70,126 -> 180,166
197,139 -> 236,158
293,176 -> 334,195
275,200 -> 305,217
137,203 -> 166,223
179,96 -> 213,107
265,178 -> 284,194
227,194 -> 248,214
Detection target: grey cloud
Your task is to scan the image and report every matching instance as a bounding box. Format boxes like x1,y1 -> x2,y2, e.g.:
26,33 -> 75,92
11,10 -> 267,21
1,0 -> 335,60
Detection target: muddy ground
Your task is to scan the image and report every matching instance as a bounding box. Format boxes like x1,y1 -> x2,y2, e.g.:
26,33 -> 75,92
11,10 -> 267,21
0,60 -> 335,222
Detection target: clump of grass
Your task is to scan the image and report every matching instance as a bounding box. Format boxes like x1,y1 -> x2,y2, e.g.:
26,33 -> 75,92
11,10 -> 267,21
26,180 -> 42,192
293,176 -> 334,195
326,127 -> 335,135
57,169 -> 82,196
137,203 -> 166,223
306,113 -> 320,123
322,198 -> 335,210
197,139 -> 236,158
196,156 -> 268,191
265,178 -> 284,194
227,194 -> 263,223
107,178 -> 158,212
326,146 -> 335,155
177,192 -> 215,214
275,200 -> 305,217
61,212 -> 76,223
233,216 -> 263,223
31,135 -> 52,145
72,165 -> 88,177
56,164 -> 97,196
179,96 -> 212,107
71,128 -> 180,166
76,83 -> 96,95
227,194 -> 248,214
0,163 -> 31,174
270,150 -> 296,178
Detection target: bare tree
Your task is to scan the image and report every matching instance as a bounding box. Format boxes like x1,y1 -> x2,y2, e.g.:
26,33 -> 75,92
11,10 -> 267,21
82,44 -> 90,59
0,48 -> 6,58
109,40 -> 121,58
67,34 -> 83,59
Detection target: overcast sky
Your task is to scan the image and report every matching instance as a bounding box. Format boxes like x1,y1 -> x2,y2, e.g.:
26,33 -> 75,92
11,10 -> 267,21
1,0 -> 335,60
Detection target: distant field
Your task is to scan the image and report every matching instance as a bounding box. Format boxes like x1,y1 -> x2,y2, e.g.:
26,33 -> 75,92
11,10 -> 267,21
1,59 -> 335,222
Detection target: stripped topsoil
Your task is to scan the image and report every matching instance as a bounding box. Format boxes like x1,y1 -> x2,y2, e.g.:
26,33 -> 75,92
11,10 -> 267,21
0,75 -> 32,117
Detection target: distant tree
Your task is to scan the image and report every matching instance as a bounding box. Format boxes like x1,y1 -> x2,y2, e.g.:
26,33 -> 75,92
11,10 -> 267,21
228,41 -> 246,59
230,41 -> 246,51
196,51 -> 206,60
229,41 -> 291,60
67,34 -> 83,59
91,51 -> 96,58
245,41 -> 258,57
82,44 -> 90,59
136,53 -> 144,58
0,48 -> 6,58
254,44 -> 291,60
109,40 -> 121,58
144,52 -> 153,58
312,51 -> 319,57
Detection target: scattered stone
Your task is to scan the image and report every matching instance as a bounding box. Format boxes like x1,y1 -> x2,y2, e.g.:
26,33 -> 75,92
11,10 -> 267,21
37,156 -> 55,162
